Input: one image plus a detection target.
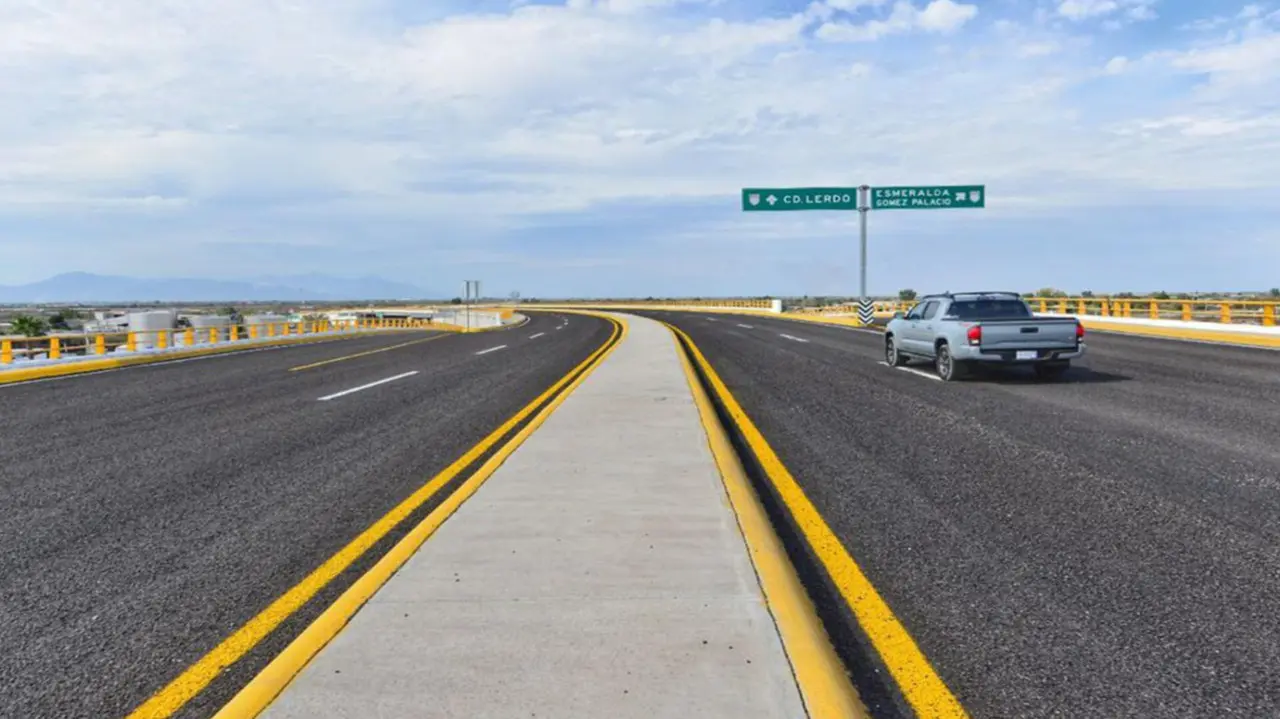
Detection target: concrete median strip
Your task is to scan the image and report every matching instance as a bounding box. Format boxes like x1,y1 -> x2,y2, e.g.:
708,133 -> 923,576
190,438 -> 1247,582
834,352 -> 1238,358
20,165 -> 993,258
125,317 -> 624,719
216,312 -> 832,719
670,324 -> 970,719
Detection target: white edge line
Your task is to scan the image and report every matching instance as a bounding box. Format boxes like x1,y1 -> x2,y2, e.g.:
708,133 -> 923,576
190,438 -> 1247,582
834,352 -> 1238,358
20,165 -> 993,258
737,324 -> 755,329
475,345 -> 508,356
317,371 -> 419,401
878,361 -> 943,381
529,333 -> 545,339
778,333 -> 810,343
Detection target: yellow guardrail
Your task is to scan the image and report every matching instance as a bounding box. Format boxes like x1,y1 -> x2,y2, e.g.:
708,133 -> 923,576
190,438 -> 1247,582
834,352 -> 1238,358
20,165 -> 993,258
545,299 -> 776,309
0,318 -> 438,366
793,302 -> 907,315
1025,297 -> 1278,326
796,297 -> 1278,327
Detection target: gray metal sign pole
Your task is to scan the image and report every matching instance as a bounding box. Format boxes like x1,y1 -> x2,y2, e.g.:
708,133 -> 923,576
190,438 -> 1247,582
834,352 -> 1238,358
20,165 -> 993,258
859,184 -> 869,308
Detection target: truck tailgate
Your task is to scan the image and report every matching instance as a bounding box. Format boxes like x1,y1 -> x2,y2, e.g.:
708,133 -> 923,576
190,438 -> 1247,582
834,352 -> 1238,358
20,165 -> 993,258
979,320 -> 1077,350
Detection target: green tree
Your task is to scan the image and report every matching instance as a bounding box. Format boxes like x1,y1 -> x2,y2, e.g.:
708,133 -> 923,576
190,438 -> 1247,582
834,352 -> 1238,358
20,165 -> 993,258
898,288 -> 917,301
1152,291 -> 1170,300
1269,288 -> 1280,298
11,314 -> 49,337
1034,287 -> 1067,297
1081,290 -> 1095,298
450,297 -> 463,305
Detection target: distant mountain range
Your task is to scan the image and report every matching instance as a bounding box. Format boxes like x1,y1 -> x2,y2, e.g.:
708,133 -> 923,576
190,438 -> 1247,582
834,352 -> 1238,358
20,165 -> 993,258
0,272 -> 442,304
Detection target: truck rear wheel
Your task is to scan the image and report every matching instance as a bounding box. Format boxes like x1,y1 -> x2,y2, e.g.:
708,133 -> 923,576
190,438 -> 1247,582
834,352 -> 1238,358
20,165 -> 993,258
935,343 -> 967,381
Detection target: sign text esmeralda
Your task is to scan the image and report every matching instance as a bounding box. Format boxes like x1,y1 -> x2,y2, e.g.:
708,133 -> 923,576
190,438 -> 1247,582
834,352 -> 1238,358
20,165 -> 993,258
742,187 -> 860,212
871,185 -> 984,210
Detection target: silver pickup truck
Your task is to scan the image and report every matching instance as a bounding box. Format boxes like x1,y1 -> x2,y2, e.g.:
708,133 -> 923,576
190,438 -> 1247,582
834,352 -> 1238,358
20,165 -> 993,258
884,292 -> 1085,381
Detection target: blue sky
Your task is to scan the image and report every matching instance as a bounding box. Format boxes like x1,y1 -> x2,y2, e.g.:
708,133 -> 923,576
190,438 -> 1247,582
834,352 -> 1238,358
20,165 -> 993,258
1,0 -> 1277,297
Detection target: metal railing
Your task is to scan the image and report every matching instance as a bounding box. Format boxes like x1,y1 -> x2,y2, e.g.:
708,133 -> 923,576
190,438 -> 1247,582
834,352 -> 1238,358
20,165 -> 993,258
545,299 -> 776,309
0,318 -> 435,366
792,302 -> 906,315
789,297 -> 1278,327
1025,297 -> 1278,326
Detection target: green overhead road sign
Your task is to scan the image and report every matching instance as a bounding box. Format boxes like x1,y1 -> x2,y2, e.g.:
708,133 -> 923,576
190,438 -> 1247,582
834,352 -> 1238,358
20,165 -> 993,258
870,185 -> 985,210
742,187 -> 860,211
739,182 -> 986,328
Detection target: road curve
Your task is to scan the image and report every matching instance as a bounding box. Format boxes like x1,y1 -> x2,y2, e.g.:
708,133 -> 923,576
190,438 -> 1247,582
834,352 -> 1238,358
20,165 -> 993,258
0,311 -> 613,719
639,310 -> 1280,719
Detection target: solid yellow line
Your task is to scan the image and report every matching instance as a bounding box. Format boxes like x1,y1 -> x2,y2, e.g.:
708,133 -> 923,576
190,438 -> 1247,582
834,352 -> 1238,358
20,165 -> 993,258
126,316 -> 625,719
211,313 -> 626,719
669,325 -> 868,719
671,325 -> 970,719
287,334 -> 448,372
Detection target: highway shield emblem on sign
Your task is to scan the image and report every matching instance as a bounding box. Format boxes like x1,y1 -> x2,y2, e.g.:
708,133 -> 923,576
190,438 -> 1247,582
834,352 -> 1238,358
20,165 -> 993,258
970,190 -> 982,203
748,194 -> 760,206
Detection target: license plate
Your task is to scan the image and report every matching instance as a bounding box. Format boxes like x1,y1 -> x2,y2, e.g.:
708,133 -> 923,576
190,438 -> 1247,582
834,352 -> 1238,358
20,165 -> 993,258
1016,350 -> 1038,360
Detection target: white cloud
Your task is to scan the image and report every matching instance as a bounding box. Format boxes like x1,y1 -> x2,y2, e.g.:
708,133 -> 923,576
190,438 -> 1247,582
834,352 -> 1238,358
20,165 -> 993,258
1056,0 -> 1157,23
1158,33 -> 1280,85
1104,55 -> 1130,73
817,0 -> 977,41
824,0 -> 890,12
915,0 -> 979,32
1058,0 -> 1119,21
0,0 -> 1277,269
1019,41 -> 1062,57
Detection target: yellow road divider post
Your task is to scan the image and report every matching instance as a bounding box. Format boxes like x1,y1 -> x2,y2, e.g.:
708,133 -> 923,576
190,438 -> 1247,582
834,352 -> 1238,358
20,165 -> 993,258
96,335 -> 106,355
48,337 -> 61,360
1,339 -> 12,364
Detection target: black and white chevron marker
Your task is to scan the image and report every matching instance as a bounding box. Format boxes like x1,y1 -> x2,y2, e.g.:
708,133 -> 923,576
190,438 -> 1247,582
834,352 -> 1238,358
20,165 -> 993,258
857,300 -> 876,325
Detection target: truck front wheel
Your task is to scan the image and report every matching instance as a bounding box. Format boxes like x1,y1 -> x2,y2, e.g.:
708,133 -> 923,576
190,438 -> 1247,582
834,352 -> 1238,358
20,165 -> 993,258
885,335 -> 907,366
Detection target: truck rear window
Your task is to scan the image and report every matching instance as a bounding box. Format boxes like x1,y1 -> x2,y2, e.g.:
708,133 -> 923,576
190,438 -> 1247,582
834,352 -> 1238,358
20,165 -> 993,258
947,299 -> 1033,320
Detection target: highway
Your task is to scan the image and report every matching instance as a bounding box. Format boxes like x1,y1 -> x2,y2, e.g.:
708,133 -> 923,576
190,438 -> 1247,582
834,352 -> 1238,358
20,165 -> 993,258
640,311 -> 1280,718
0,311 -> 614,719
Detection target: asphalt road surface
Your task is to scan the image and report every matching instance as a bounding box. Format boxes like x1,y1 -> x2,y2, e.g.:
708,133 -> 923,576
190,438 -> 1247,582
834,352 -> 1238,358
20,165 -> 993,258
0,311 -> 613,719
642,311 -> 1280,719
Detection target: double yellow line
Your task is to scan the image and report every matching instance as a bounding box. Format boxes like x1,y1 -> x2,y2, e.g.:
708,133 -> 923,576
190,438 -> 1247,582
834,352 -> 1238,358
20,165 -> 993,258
128,315 -> 625,719
665,322 -> 970,719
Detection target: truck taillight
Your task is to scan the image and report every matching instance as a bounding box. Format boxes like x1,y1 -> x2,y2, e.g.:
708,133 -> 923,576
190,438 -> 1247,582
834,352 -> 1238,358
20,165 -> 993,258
1076,322 -> 1085,341
967,324 -> 981,345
